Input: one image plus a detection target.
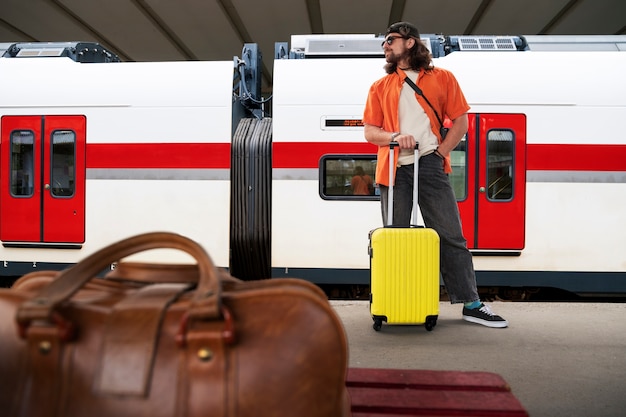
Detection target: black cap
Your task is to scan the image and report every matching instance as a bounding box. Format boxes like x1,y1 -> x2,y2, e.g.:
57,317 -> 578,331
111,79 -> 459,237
385,22 -> 420,39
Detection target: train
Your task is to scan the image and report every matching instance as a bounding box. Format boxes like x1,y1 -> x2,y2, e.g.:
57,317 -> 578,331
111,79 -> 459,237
1,34 -> 625,298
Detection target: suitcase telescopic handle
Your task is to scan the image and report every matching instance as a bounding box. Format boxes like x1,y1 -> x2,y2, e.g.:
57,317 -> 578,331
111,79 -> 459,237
388,142 -> 420,226
388,142 -> 397,226
412,143 -> 420,226
16,232 -> 221,338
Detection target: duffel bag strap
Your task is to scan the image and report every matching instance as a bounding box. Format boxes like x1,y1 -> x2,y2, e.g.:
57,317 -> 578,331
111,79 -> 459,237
15,232 -> 221,340
96,283 -> 191,397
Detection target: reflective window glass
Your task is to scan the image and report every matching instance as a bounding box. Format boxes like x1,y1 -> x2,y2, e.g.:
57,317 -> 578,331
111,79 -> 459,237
51,130 -> 76,197
487,129 -> 514,200
320,156 -> 378,200
449,135 -> 467,200
10,130 -> 35,197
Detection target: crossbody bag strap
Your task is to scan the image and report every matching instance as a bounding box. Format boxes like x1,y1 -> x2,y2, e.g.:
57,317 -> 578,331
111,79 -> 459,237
403,76 -> 445,129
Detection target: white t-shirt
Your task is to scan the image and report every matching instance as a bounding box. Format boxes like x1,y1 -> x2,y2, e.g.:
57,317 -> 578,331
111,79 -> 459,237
397,70 -> 439,165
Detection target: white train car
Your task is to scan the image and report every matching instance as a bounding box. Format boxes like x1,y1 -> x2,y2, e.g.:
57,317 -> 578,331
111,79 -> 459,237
0,43 -> 234,272
271,34 -> 626,296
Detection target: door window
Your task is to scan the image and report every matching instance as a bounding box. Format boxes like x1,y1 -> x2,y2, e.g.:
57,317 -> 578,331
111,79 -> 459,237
449,136 -> 468,201
486,130 -> 514,201
51,130 -> 76,197
10,130 -> 35,197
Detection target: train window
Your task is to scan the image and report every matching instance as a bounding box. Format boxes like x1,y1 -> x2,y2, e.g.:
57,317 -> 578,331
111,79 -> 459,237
449,135 -> 468,200
486,129 -> 514,201
50,130 -> 76,197
10,130 -> 35,197
319,155 -> 378,200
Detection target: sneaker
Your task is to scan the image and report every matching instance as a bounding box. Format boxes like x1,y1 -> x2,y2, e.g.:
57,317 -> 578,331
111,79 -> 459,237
462,303 -> 508,328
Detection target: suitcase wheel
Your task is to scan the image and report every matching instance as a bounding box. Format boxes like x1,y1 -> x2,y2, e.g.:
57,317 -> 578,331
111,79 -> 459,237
425,316 -> 437,331
373,318 -> 383,331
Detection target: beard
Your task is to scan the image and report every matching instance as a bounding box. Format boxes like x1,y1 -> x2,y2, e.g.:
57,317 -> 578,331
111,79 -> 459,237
384,48 -> 410,74
385,50 -> 401,64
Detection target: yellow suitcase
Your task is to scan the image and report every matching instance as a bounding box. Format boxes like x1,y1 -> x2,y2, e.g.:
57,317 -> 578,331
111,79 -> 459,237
369,226 -> 439,330
368,143 -> 439,331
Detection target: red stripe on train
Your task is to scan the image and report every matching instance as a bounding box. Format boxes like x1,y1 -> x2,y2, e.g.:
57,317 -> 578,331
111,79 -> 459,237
527,144 -> 626,171
272,142 -> 626,171
272,142 -> 378,168
87,142 -> 377,169
86,143 -> 231,169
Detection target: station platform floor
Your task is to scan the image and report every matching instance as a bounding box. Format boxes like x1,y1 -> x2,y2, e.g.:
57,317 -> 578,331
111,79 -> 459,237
330,300 -> 626,417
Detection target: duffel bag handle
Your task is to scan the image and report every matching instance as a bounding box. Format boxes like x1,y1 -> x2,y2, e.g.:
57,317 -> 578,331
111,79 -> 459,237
16,232 -> 221,338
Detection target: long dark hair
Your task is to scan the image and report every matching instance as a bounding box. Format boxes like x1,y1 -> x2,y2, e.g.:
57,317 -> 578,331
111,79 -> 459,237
383,23 -> 433,74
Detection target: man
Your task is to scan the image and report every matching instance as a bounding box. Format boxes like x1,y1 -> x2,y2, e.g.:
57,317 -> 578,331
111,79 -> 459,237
351,166 -> 374,195
362,21 -> 507,328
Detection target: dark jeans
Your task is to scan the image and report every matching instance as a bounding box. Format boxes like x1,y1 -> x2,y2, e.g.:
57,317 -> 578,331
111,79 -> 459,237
379,153 -> 480,304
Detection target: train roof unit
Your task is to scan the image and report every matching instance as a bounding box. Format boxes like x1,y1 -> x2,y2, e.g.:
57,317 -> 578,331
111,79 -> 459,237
277,34 -> 626,59
1,41 -> 120,63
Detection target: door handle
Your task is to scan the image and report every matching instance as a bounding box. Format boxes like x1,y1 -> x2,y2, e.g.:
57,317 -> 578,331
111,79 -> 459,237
479,186 -> 486,193
44,184 -> 51,190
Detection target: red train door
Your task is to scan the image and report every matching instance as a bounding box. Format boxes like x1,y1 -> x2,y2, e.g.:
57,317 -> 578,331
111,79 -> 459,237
1,115 -> 86,244
455,113 -> 526,251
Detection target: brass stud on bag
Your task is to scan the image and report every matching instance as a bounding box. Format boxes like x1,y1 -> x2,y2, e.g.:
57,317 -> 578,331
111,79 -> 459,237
39,340 -> 52,354
197,348 -> 213,362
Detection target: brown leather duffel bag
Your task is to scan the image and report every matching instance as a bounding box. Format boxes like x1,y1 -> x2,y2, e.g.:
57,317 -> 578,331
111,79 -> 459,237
0,232 -> 350,417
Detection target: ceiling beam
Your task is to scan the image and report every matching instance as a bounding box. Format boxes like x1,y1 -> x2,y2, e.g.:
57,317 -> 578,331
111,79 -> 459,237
132,0 -> 197,60
464,0 -> 493,35
306,0 -> 324,33
216,0 -> 253,42
539,0 -> 580,34
0,18 -> 36,41
388,0 -> 406,28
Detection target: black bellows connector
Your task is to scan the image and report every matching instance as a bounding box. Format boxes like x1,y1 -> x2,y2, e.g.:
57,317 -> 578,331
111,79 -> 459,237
230,118 -> 272,280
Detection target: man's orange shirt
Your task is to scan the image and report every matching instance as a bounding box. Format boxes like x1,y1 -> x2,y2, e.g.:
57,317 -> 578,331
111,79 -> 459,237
363,67 -> 470,186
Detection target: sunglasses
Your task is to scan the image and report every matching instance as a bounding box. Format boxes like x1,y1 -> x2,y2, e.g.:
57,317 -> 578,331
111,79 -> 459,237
381,35 -> 404,48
